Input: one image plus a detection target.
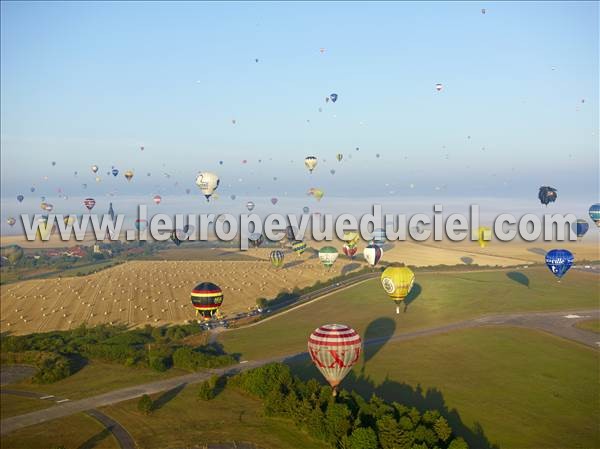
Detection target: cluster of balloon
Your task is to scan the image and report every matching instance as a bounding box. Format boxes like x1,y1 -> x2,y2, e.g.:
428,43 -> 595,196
190,282 -> 224,321
572,219 -> 589,240
478,226 -> 492,248
249,233 -> 264,248
381,266 -> 416,314
363,244 -> 383,267
545,249 -> 574,281
304,156 -> 318,173
589,204 -> 600,227
83,198 -> 96,211
292,240 -> 307,255
195,171 -> 220,201
270,250 -> 285,268
318,246 -> 339,270
538,186 -> 557,206
308,324 -> 362,396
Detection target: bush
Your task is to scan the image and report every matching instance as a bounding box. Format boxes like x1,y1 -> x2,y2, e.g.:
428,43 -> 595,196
197,380 -> 214,401
138,394 -> 153,414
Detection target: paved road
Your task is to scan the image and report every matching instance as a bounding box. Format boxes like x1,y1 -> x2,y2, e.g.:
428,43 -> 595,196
0,389 -> 135,449
2,308 -> 598,436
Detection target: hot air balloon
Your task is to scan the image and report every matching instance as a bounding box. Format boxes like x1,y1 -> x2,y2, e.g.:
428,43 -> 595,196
51,161 -> 56,166
304,156 -> 318,173
82,183 -> 87,189
545,249 -> 574,280
342,244 -> 358,259
249,233 -> 264,248
135,219 -> 147,231
319,48 -> 326,54
571,219 -> 589,240
318,246 -> 338,269
308,188 -> 324,201
302,206 -> 310,214
16,195 -> 24,203
111,168 -> 119,177
271,197 -> 278,205
478,226 -> 492,248
171,229 -> 183,246
195,172 -> 220,201
6,217 -> 16,226
190,282 -> 224,320
30,187 -> 35,193
481,8 -> 486,14
330,169 -> 336,175
91,165 -> 99,173
372,228 -> 386,247
336,153 -> 343,162
308,324 -> 361,396
153,195 -> 162,205
342,231 -> 360,246
538,186 -> 557,206
95,176 -> 101,183
246,201 -> 255,211
43,203 -> 54,212
589,204 -> 600,227
329,93 -> 338,103
219,160 -> 224,165
124,170 -> 134,182
363,244 -> 383,266
292,240 -> 307,255
83,198 -> 96,211
270,250 -> 285,268
381,266 -> 415,314
435,83 -> 443,92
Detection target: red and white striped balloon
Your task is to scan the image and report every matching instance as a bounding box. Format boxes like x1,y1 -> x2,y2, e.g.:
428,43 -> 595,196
308,324 -> 362,395
83,198 -> 96,211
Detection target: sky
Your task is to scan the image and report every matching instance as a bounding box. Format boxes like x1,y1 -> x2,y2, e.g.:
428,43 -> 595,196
1,1 -> 598,229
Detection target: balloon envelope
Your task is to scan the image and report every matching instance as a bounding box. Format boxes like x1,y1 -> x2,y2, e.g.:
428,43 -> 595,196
545,249 -> 574,279
190,282 -> 224,320
381,266 -> 415,313
589,204 -> 600,227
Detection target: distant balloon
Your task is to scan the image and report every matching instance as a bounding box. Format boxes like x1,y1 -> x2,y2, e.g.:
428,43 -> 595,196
308,188 -> 324,201
481,8 -> 486,14
82,183 -> 87,189
6,217 -> 16,226
363,244 -> 383,267
538,186 -> 558,206
246,201 -> 255,211
342,243 -> 358,259
30,187 -> 36,192
304,156 -> 318,173
336,153 -> 343,162
302,206 -> 310,214
153,195 -> 162,205
319,48 -> 326,54
572,219 -> 589,239
51,161 -> 56,166
436,83 -> 443,92
249,233 -> 264,248
112,168 -> 119,177
135,219 -> 147,231
376,153 -> 381,158
83,198 -> 96,211
255,58 -> 259,63
318,246 -> 338,269
170,229 -> 183,246
219,160 -> 224,165
330,169 -> 336,175
588,204 -> 600,227
478,226 -> 492,248
308,324 -> 361,396
185,188 -> 191,195
195,172 -> 220,201
91,165 -> 99,173
270,250 -> 285,268
329,93 -> 338,103
242,159 -> 247,164
140,146 -> 144,151
16,195 -> 24,203
545,249 -> 574,280
292,240 -> 307,255
230,194 -> 236,200
271,197 -> 278,205
231,119 -> 236,125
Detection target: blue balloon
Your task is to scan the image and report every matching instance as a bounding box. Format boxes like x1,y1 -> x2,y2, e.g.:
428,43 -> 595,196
16,195 -> 24,202
589,203 -> 600,226
330,93 -> 338,103
571,220 -> 589,238
112,168 -> 119,177
545,249 -> 574,279
538,186 -> 557,206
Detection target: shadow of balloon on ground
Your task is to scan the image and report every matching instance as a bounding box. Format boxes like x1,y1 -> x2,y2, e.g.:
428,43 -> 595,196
76,427 -> 113,449
527,247 -> 547,257
506,271 -> 530,288
285,355 -> 498,449
362,317 -> 396,370
460,256 -> 474,265
284,259 -> 305,269
341,262 -> 361,276
403,282 -> 422,312
152,382 -> 187,411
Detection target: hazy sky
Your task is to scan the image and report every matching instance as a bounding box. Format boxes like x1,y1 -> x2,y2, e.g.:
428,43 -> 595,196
1,2 -> 598,207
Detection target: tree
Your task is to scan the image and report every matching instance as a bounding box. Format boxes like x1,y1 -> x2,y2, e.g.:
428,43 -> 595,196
197,380 -> 214,400
138,394 -> 153,414
434,416 -> 452,442
448,437 -> 469,449
325,402 -> 353,444
256,297 -> 268,309
346,427 -> 378,449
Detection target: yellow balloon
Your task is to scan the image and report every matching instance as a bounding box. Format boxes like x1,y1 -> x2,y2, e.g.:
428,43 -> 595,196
381,266 -> 415,313
478,226 -> 492,248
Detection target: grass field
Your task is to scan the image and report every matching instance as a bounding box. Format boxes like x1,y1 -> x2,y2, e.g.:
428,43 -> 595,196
288,327 -> 600,449
100,385 -> 328,449
6,361 -> 187,400
218,267 -> 599,360
0,394 -> 52,419
1,412 -> 119,449
574,319 -> 600,334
